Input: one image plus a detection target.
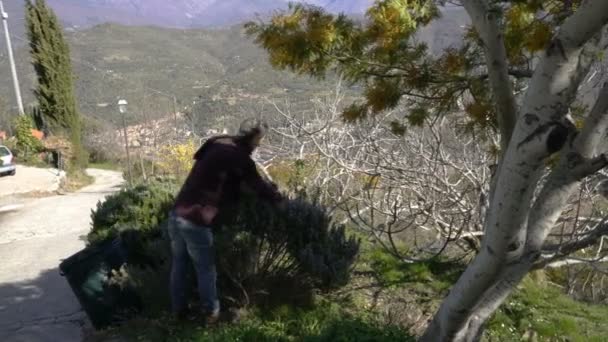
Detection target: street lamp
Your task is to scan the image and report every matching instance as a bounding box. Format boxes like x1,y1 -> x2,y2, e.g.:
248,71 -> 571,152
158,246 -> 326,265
118,99 -> 128,114
118,99 -> 132,185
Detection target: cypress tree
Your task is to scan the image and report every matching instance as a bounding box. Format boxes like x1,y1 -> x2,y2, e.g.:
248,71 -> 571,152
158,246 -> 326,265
25,0 -> 85,168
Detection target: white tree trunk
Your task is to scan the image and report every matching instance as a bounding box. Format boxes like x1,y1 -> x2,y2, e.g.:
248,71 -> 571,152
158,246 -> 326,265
421,0 -> 608,340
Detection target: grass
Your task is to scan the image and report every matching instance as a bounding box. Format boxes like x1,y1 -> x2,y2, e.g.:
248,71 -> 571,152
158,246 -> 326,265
357,247 -> 608,341
61,168 -> 95,192
487,276 -> 608,341
90,300 -> 415,342
363,248 -> 463,292
84,243 -> 608,342
89,161 -> 122,171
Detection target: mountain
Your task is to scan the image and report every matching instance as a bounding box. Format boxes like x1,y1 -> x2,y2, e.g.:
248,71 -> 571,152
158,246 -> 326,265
0,4 -> 470,122
0,2 -> 471,135
45,0 -> 281,28
303,0 -> 373,14
1,0 -> 375,42
29,0 -> 375,29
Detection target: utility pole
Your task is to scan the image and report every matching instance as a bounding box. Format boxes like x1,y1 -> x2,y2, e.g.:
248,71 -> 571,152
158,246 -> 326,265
1,0 -> 25,116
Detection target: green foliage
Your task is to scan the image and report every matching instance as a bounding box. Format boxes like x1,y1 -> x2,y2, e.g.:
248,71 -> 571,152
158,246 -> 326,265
217,192 -> 360,308
25,0 -> 85,167
389,120 -> 407,135
87,181 -> 359,314
365,248 -> 463,292
106,300 -> 414,342
121,236 -> 173,315
246,1 -> 439,121
487,277 -> 608,341
406,107 -> 428,126
88,180 -> 177,244
13,115 -> 43,154
86,181 -> 177,315
246,1 -> 582,136
279,194 -> 361,289
0,96 -> 10,130
30,106 -> 45,131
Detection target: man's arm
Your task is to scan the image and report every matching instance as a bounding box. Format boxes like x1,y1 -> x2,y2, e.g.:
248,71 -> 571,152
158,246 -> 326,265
242,156 -> 283,203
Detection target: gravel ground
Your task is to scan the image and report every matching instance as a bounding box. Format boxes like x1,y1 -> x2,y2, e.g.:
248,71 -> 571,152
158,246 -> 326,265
0,169 -> 124,342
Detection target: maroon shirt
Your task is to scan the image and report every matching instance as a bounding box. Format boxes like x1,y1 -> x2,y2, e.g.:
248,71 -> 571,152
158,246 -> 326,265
173,135 -> 282,227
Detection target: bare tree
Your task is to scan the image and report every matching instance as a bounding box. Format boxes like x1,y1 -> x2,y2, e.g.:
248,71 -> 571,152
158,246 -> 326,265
269,84 -> 494,261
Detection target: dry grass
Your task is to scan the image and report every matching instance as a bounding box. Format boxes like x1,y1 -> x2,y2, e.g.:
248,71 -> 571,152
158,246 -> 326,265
60,169 -> 94,192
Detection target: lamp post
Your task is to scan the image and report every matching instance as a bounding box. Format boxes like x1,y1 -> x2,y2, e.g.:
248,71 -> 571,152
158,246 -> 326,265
0,0 -> 24,115
118,99 -> 132,185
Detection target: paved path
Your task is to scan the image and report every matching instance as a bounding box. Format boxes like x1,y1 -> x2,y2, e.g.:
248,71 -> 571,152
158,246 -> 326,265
0,165 -> 64,197
0,169 -> 123,342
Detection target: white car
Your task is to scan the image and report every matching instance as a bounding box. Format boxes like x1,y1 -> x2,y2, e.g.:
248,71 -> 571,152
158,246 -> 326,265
0,145 -> 16,176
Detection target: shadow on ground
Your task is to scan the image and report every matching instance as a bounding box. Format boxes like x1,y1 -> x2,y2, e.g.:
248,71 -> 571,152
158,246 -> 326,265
0,267 -> 87,342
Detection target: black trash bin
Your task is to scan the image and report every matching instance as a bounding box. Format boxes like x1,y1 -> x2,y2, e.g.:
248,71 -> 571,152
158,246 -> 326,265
59,237 -> 143,329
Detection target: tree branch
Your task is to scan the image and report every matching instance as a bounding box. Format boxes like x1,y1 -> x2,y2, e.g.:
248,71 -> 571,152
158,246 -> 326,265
463,0 -> 517,151
477,68 -> 533,80
520,1 -> 608,122
573,82 -> 608,157
537,219 -> 608,268
542,256 -> 608,269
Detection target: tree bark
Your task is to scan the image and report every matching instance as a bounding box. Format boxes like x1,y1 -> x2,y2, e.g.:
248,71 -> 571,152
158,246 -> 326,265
463,0 -> 517,153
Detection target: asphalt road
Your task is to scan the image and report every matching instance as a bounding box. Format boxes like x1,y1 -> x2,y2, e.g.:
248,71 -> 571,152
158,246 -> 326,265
0,169 -> 123,342
0,165 -> 63,198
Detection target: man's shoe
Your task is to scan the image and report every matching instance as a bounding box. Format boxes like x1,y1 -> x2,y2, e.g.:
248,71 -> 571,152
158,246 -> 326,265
205,311 -> 220,326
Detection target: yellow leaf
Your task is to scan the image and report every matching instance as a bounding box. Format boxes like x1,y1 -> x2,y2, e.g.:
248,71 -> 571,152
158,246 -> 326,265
524,22 -> 552,52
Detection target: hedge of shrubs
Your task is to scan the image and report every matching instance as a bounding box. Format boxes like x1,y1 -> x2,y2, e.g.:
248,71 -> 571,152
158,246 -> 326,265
88,180 -> 360,314
88,179 -> 176,244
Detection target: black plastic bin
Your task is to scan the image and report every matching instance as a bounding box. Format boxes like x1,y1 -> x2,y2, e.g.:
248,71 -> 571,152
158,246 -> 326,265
59,237 -> 143,329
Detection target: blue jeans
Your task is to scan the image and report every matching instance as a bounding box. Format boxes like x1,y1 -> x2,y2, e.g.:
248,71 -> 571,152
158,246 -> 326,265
168,212 -> 220,316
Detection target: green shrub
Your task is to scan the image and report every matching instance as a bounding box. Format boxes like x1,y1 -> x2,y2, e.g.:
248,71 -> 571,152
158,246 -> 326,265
216,192 -> 360,309
7,115 -> 47,166
88,179 -> 177,244
88,182 -> 360,314
13,115 -> 43,154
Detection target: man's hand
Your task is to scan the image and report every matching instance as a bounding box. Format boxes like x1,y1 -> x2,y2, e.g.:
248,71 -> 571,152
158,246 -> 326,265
200,205 -> 219,225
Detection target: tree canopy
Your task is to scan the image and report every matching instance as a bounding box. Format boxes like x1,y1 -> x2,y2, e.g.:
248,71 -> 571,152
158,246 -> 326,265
246,0 -> 583,148
25,0 -> 85,166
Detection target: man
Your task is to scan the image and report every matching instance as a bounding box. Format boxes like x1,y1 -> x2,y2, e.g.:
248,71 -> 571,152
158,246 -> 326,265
168,118 -> 283,324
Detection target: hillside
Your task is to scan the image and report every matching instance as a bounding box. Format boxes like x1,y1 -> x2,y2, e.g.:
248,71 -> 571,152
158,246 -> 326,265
0,23 -> 340,129
0,4 -> 471,131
